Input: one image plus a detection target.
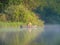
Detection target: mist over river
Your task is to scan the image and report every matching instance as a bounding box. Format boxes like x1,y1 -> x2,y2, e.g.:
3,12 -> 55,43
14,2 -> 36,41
0,24 -> 60,45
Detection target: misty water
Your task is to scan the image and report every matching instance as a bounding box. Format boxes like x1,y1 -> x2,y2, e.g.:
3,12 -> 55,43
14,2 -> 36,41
0,24 -> 60,45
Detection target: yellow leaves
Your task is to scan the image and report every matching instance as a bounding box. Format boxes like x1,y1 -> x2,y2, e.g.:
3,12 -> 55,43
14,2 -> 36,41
0,14 -> 7,22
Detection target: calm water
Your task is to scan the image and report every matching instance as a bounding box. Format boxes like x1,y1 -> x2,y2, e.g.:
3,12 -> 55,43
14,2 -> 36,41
0,25 -> 60,45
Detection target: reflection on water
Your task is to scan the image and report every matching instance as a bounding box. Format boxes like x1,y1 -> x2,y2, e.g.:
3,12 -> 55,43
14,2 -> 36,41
0,27 -> 43,45
0,25 -> 60,45
35,24 -> 60,45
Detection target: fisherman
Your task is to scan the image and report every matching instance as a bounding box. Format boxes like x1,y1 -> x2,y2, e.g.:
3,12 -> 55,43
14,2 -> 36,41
27,22 -> 32,32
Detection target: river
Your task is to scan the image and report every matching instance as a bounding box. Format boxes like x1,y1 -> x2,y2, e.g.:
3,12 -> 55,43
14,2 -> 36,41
0,24 -> 60,45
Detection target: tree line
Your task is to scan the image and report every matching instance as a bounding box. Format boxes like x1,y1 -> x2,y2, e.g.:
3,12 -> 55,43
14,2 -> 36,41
0,0 -> 60,24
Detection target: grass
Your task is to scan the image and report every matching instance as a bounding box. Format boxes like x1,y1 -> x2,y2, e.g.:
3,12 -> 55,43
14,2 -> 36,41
0,22 -> 23,28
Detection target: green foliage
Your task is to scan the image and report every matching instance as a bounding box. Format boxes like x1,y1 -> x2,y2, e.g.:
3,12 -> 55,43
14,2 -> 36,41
0,0 -> 60,24
4,4 -> 44,26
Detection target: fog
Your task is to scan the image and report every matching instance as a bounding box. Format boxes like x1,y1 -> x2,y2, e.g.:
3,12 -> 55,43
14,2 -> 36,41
0,24 -> 60,45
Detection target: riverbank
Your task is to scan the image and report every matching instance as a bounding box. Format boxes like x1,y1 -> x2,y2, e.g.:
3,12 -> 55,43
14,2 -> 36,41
0,22 -> 44,29
0,22 -> 23,28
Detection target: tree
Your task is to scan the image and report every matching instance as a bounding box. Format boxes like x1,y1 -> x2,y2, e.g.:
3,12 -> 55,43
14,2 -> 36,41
4,4 -> 44,26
